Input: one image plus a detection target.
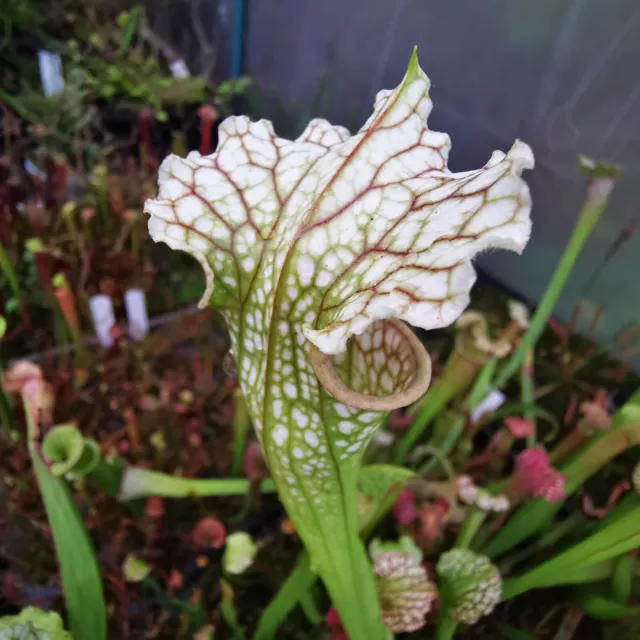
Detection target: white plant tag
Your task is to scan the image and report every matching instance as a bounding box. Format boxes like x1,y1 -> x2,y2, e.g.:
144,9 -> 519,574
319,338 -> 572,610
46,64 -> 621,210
37,51 -> 64,96
169,59 -> 190,78
124,289 -> 149,340
24,158 -> 46,179
471,390 -> 506,424
89,295 -> 116,347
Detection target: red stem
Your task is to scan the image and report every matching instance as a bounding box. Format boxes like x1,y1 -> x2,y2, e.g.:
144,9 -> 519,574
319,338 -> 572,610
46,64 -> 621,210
138,110 -> 158,173
200,119 -> 213,155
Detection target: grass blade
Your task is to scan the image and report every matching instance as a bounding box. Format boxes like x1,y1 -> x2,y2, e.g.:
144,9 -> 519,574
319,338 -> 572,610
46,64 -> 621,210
253,552 -> 317,640
502,505 -> 640,599
494,162 -> 618,387
574,593 -> 640,620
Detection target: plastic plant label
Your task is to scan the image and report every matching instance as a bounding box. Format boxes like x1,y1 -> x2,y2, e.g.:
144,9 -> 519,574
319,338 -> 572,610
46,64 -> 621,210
169,59 -> 191,78
89,295 -> 116,347
471,390 -> 506,424
124,289 -> 149,340
37,51 -> 64,96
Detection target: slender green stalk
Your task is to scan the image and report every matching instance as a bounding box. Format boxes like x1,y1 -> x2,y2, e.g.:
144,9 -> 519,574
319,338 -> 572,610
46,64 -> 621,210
220,580 -> 246,640
520,350 -> 537,447
394,373 -> 466,463
253,553 -> 317,640
494,162 -> 618,389
435,614 -> 458,640
0,242 -> 21,299
593,491 -> 640,534
455,508 -> 487,549
61,203 -> 83,252
52,305 -> 70,362
118,467 -> 276,501
395,355 -> 494,464
467,360 -> 500,408
420,361 -> 497,474
118,6 -> 140,54
500,511 -> 586,571
413,444 -> 456,478
611,553 -> 635,605
299,589 -> 323,625
231,388 -> 250,477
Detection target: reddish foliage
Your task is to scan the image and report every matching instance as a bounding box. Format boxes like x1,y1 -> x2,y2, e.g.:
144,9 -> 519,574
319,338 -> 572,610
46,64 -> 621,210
418,498 -> 449,546
515,447 -> 566,503
392,488 -> 417,525
192,517 -> 226,550
243,440 -> 266,482
145,497 -> 165,519
389,408 -> 413,430
325,608 -> 348,640
504,416 -> 535,438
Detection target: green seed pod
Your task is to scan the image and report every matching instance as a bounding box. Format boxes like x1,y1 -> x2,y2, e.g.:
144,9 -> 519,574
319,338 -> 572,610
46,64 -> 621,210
436,549 -> 502,624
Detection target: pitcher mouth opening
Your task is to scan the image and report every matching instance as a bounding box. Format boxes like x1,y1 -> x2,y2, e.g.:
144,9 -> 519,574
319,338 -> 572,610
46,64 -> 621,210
308,319 -> 432,411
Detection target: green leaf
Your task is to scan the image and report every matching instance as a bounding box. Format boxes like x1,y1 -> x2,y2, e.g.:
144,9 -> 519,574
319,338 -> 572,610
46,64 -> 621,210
358,464 -> 414,534
611,553 -> 636,605
117,7 -> 139,55
23,401 -> 106,640
501,504 -> 640,599
253,553 -> 317,640
358,464 -> 414,498
575,594 -> 640,620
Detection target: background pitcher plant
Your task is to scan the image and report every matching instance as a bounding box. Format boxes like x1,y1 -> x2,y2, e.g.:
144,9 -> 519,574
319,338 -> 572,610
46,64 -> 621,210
145,49 -> 534,638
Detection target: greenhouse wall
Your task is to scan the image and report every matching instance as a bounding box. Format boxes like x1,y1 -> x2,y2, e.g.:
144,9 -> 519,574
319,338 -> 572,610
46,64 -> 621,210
246,0 -> 640,352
